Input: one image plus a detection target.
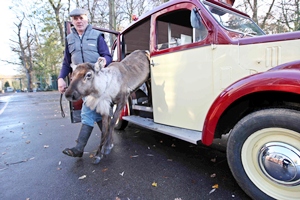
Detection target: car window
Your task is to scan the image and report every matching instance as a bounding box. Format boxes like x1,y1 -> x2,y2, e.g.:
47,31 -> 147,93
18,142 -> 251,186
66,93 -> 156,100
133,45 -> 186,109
156,8 -> 208,50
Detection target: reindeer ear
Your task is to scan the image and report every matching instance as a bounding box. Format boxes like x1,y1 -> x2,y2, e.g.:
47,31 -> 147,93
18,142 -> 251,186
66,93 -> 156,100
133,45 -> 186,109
94,57 -> 105,72
70,63 -> 77,71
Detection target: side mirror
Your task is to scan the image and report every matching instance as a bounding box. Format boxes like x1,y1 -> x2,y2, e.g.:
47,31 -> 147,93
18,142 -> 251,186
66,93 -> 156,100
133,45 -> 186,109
190,8 -> 203,29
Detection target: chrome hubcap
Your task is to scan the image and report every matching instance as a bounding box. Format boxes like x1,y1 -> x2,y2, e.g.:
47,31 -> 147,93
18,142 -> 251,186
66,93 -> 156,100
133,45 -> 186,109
258,142 -> 300,186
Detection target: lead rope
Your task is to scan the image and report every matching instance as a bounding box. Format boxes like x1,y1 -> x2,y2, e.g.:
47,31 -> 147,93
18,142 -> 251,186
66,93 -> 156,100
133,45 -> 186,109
60,93 -> 65,118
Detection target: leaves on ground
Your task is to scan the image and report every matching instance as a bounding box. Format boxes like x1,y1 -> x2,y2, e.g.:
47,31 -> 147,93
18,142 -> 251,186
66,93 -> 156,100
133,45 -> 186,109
152,182 -> 157,187
102,168 -> 108,172
78,175 -> 87,180
209,188 -> 216,195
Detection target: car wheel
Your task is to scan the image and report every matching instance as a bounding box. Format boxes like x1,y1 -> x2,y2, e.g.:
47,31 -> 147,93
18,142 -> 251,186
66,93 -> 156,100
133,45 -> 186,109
227,108 -> 300,200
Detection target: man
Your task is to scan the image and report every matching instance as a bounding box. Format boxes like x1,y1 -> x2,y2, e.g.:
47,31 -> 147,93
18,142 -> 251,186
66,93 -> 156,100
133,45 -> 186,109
58,8 -> 112,158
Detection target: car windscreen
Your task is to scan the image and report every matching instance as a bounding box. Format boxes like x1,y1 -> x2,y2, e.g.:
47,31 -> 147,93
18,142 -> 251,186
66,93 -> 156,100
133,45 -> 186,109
203,1 -> 265,37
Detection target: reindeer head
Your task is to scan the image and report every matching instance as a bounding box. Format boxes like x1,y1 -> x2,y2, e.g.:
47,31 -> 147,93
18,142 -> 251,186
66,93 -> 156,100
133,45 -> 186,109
65,63 -> 97,101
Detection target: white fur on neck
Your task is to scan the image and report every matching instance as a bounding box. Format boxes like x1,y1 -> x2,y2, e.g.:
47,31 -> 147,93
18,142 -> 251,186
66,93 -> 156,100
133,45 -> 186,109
84,68 -> 120,116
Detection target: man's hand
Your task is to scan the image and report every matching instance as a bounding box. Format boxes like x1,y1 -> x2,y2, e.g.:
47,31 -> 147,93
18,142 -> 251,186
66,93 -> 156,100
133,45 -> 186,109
58,78 -> 67,93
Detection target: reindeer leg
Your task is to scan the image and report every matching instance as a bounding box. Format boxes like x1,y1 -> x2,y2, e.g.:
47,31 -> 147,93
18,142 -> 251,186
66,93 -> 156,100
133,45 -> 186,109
101,116 -> 114,155
93,115 -> 109,164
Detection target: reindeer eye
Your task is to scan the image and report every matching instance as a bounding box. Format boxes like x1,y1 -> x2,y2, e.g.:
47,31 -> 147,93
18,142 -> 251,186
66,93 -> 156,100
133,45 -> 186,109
85,72 -> 92,79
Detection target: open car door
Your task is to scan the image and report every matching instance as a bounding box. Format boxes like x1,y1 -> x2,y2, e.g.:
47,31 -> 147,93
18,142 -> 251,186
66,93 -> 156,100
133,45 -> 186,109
64,21 -> 121,123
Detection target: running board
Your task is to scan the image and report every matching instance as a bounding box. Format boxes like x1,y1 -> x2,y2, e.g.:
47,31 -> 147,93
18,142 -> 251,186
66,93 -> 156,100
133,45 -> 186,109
122,116 -> 202,144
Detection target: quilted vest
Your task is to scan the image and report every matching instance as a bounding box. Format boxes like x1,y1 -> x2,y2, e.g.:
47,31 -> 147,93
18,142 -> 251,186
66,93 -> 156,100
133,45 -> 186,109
67,24 -> 101,64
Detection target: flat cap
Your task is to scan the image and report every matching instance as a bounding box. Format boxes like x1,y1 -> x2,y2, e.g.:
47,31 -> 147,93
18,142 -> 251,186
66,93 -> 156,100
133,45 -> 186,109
69,8 -> 88,17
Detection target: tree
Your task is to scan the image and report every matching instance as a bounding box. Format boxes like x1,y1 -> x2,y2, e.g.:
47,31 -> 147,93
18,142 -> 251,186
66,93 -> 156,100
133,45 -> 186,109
277,0 -> 300,31
4,81 -> 10,88
234,0 -> 299,33
9,13 -> 35,91
48,0 -> 65,46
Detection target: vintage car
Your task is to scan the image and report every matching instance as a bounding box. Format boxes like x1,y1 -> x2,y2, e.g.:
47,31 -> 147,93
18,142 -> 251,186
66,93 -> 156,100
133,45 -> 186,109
66,0 -> 300,199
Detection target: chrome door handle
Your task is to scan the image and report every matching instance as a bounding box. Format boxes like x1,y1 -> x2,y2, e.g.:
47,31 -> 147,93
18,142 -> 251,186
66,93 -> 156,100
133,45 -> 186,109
150,60 -> 157,67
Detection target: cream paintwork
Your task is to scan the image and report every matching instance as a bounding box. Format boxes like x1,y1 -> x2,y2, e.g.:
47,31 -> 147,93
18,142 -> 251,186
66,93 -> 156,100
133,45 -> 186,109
151,39 -> 300,131
213,39 -> 300,92
151,46 -> 213,131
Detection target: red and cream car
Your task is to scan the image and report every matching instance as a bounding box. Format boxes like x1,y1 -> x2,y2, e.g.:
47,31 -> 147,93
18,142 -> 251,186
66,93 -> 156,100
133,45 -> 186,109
68,0 -> 300,199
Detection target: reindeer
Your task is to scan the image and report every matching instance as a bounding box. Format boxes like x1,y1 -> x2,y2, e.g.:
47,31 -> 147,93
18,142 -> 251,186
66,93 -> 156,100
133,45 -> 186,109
65,50 -> 150,164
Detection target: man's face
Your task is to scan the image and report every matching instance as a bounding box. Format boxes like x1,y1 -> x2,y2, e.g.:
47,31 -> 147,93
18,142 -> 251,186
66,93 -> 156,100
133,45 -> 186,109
71,15 -> 88,35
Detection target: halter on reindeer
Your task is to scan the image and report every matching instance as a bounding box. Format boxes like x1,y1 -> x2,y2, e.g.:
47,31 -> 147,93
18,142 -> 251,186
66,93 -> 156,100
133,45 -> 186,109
65,50 -> 150,164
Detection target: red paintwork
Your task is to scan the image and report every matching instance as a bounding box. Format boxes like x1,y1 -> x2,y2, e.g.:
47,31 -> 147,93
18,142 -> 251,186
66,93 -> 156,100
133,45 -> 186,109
269,60 -> 300,71
210,0 -> 235,6
120,104 -> 129,120
201,68 -> 300,145
235,31 -> 300,45
72,99 -> 83,110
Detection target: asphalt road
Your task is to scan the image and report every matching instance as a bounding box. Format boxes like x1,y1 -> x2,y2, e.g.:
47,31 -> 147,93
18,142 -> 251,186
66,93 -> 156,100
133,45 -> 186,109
0,91 -> 251,200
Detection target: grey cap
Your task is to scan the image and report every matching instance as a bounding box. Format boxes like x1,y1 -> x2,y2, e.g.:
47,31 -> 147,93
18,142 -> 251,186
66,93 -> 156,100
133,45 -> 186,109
69,8 -> 88,17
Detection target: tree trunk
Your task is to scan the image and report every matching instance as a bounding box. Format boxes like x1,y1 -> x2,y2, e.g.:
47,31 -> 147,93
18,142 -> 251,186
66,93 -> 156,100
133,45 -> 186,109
48,0 -> 64,47
109,0 -> 116,45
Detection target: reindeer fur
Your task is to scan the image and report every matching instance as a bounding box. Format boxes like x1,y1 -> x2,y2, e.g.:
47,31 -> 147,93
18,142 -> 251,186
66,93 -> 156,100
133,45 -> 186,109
65,50 -> 150,164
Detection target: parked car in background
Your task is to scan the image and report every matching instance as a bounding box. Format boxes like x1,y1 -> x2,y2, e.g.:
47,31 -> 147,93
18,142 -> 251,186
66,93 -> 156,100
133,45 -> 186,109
6,87 -> 14,92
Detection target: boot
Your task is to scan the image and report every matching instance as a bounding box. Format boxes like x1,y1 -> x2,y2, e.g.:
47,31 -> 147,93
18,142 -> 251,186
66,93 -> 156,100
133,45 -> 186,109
62,124 -> 93,157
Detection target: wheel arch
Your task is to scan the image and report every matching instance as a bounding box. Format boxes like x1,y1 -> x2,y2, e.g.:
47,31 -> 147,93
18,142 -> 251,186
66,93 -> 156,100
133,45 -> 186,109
201,69 -> 300,145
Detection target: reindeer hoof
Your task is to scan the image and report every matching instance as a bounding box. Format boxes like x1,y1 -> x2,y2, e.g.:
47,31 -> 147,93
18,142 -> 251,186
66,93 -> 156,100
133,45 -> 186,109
102,144 -> 114,155
93,154 -> 104,164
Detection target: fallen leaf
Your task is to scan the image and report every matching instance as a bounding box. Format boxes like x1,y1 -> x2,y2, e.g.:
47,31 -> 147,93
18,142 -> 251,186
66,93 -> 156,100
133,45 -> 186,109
89,154 -> 94,158
119,171 -> 124,176
209,188 -> 216,195
78,175 -> 87,180
212,184 -> 219,189
102,168 -> 108,172
115,197 -> 121,200
152,182 -> 157,187
29,157 -> 35,161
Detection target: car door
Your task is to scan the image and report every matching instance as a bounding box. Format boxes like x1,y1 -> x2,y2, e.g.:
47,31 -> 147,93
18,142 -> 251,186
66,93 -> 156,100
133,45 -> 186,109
150,3 -> 214,131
